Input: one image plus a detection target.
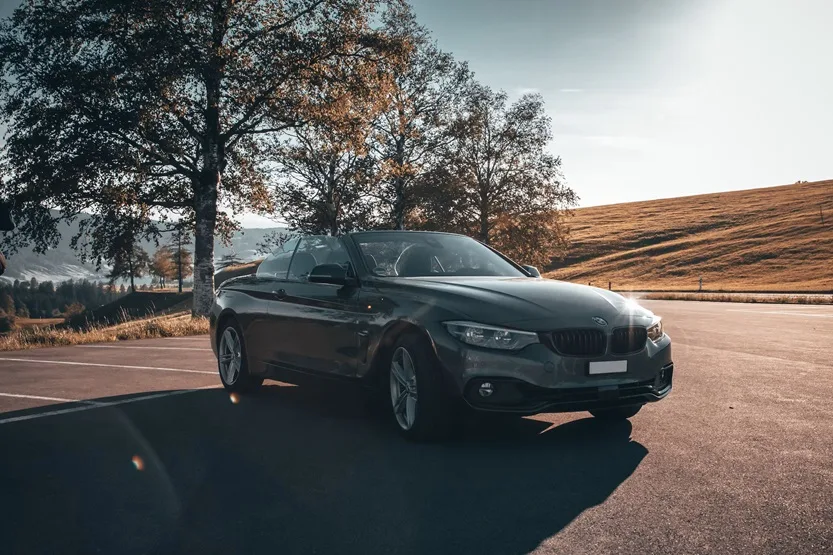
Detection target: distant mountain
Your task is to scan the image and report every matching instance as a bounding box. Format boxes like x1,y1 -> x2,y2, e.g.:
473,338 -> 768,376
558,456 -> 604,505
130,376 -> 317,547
0,215 -> 286,284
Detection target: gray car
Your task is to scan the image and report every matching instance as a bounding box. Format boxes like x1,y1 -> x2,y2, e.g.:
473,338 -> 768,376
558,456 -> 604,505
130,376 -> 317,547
210,230 -> 673,440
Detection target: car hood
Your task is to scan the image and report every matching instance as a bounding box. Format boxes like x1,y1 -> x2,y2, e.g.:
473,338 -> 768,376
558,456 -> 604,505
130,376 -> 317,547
380,276 -> 655,330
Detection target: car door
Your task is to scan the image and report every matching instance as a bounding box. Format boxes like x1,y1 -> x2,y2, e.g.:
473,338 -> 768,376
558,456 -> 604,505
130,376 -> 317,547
244,238 -> 298,367
268,236 -> 362,377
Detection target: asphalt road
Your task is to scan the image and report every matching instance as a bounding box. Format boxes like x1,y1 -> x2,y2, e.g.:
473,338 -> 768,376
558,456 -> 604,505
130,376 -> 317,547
1,300 -> 831,554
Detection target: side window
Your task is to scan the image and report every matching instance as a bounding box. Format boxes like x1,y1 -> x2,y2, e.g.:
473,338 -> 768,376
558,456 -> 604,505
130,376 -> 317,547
255,237 -> 299,279
287,236 -> 352,282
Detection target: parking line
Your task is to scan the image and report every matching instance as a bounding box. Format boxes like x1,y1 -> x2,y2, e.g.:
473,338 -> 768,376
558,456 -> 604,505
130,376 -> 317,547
726,309 -> 833,318
0,392 -> 93,404
79,345 -> 209,351
0,357 -> 215,375
0,386 -> 220,425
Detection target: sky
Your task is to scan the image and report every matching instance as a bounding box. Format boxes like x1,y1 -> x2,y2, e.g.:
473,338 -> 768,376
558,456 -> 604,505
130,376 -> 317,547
407,0 -> 833,209
2,0 -> 831,227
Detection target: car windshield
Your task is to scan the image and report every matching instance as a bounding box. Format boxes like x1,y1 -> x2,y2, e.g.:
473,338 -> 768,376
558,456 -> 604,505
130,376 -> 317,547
352,232 -> 526,278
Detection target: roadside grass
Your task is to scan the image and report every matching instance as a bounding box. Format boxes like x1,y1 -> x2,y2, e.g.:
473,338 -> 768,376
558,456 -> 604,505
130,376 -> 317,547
15,317 -> 65,328
0,312 -> 209,351
636,292 -> 833,305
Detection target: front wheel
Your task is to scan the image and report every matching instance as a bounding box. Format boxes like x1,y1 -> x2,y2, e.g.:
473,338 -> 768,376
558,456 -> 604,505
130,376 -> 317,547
217,320 -> 263,393
589,405 -> 643,420
387,334 -> 455,441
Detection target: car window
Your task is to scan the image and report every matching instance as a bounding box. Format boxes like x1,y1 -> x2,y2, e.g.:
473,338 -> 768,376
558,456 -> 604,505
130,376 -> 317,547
287,236 -> 352,282
255,237 -> 299,279
352,232 -> 525,278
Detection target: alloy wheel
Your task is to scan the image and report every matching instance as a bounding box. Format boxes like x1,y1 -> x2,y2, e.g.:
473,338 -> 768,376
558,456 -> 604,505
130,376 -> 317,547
219,327 -> 242,385
390,346 -> 418,430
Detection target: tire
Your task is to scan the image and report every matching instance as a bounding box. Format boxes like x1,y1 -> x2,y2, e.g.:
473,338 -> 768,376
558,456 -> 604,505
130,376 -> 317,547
217,319 -> 263,393
387,333 -> 455,441
589,404 -> 643,420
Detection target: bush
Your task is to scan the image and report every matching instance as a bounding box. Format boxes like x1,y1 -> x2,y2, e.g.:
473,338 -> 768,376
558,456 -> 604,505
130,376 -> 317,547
0,310 -> 17,333
63,302 -> 86,320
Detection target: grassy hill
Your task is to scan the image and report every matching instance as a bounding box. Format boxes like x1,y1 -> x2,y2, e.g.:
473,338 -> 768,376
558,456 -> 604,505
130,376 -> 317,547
548,180 -> 833,292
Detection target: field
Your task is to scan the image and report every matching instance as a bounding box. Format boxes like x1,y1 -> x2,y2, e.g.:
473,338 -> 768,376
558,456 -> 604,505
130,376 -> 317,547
14,317 -> 65,328
0,312 -> 208,351
547,179 -> 833,292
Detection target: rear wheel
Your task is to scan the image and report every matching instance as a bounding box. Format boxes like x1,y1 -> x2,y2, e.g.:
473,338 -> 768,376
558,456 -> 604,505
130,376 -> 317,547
589,405 -> 642,420
217,320 -> 263,393
387,334 -> 455,441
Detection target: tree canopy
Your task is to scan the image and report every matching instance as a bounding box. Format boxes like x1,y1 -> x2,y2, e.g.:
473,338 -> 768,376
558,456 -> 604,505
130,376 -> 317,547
416,86 -> 577,266
0,0 -> 405,315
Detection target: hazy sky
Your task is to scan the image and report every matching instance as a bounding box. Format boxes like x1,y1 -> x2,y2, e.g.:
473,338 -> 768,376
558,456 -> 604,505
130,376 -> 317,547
408,0 -> 833,206
2,0 -> 831,227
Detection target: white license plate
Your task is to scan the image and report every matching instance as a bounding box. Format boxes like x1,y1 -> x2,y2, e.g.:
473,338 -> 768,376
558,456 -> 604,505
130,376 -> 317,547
588,360 -> 628,375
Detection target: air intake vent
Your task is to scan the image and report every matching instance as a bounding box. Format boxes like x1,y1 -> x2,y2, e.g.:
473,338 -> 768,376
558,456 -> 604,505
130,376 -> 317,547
611,327 -> 647,354
551,329 -> 606,357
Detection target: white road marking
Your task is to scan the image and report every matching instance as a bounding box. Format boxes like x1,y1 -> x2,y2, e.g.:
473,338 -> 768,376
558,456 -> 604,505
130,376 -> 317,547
726,309 -> 833,318
0,385 -> 220,425
79,345 -> 209,351
0,357 -> 215,375
0,392 -> 94,404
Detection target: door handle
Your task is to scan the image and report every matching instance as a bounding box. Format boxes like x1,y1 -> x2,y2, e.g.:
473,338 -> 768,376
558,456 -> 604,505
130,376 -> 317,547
272,288 -> 287,299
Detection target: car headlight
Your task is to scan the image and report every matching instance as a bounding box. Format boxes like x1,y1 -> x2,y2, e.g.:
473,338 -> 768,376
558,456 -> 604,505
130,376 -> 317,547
443,321 -> 539,351
647,318 -> 664,342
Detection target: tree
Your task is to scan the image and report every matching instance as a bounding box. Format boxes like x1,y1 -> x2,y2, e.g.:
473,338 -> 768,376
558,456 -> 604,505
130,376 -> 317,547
167,227 -> 193,294
369,6 -> 472,229
150,247 -> 176,289
273,123 -> 375,235
107,234 -> 150,293
419,86 -> 577,267
0,290 -> 14,316
0,0 -> 405,315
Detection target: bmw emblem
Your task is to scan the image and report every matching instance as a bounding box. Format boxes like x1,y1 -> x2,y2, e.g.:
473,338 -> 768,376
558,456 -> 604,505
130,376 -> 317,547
592,317 -> 608,326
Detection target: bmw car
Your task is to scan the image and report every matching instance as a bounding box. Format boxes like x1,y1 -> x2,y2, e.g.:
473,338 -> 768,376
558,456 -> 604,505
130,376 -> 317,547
210,231 -> 673,440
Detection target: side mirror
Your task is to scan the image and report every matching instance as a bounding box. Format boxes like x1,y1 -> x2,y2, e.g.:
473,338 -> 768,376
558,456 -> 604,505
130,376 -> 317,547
308,263 -> 351,285
522,265 -> 541,278
0,202 -> 15,232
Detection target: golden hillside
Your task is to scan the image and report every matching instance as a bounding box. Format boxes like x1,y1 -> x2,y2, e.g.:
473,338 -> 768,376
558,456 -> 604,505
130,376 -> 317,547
547,180 -> 833,292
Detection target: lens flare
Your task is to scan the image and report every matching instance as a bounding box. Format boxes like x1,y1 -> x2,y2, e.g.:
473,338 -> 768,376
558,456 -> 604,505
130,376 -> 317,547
131,455 -> 145,471
230,392 -> 239,404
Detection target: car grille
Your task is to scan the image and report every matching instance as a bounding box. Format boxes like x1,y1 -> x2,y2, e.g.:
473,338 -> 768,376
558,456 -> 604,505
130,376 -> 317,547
551,329 -> 606,357
611,327 -> 647,354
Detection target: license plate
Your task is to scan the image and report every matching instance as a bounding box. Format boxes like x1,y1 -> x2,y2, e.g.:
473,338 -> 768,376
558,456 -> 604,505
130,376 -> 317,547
588,360 -> 627,375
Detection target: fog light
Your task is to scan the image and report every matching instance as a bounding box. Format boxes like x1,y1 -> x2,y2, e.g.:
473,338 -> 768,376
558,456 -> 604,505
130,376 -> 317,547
478,382 -> 494,398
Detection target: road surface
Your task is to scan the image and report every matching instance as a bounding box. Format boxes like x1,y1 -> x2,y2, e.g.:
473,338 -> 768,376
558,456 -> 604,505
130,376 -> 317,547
0,300 -> 831,554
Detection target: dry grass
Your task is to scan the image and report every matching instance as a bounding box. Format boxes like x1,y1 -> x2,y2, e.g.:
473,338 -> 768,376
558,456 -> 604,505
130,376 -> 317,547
0,312 -> 209,351
15,317 -> 65,328
548,179 -> 833,292
636,292 -> 833,304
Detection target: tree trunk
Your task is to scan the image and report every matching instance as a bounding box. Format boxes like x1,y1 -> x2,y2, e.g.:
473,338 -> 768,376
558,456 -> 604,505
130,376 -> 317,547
393,136 -> 406,230
177,234 -> 184,294
192,182 -> 216,316
479,185 -> 490,244
192,63 -> 222,316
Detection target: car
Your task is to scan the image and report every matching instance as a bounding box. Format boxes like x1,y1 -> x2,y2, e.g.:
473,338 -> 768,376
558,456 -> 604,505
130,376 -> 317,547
210,230 -> 673,440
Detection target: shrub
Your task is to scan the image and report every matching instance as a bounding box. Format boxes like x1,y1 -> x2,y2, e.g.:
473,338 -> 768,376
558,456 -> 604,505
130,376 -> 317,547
0,310 -> 17,333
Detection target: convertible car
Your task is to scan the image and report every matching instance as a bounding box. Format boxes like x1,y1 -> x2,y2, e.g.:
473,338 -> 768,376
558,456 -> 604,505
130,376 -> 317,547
210,231 -> 673,440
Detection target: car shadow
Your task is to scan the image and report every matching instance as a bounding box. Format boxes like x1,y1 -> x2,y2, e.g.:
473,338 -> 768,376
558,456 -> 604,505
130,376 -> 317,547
0,383 -> 648,555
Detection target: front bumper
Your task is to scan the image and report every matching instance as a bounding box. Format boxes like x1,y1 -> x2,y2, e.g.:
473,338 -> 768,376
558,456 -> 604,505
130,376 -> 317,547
462,363 -> 673,414
428,323 -> 674,415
